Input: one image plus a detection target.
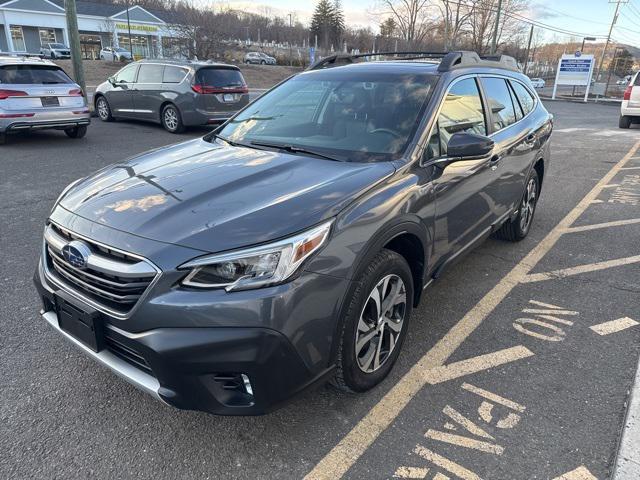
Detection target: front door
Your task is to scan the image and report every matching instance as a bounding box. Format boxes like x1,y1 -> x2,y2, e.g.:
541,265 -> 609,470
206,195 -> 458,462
424,76 -> 497,269
131,63 -> 164,120
106,64 -> 138,117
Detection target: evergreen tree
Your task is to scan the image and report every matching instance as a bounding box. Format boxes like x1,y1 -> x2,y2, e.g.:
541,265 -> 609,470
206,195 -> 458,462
310,0 -> 336,50
332,0 -> 345,49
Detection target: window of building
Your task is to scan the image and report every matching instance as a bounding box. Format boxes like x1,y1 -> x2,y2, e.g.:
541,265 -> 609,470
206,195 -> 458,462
137,64 -> 164,83
480,77 -> 518,132
10,26 -> 26,52
426,77 -> 487,159
39,28 -> 57,46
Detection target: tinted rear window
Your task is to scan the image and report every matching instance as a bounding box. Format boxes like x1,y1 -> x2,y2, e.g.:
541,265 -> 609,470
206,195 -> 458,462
195,68 -> 245,87
0,65 -> 73,84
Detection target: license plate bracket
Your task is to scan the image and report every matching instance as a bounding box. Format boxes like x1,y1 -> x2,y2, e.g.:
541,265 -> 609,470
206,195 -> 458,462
54,291 -> 103,352
41,96 -> 60,107
223,93 -> 235,102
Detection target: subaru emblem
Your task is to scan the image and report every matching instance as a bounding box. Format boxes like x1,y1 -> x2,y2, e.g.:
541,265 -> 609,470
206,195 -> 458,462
61,240 -> 91,269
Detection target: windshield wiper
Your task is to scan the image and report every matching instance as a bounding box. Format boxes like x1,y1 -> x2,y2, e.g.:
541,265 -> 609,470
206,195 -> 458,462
249,140 -> 343,162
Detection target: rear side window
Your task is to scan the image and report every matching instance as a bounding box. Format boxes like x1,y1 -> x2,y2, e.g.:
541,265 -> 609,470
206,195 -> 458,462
510,81 -> 535,115
137,64 -> 164,83
480,77 -> 518,132
195,68 -> 246,88
427,77 -> 487,159
0,65 -> 73,84
635,73 -> 640,86
163,66 -> 187,83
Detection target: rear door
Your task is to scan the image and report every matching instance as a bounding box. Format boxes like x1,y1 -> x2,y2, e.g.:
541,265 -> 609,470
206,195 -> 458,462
479,76 -> 536,217
131,63 -> 164,120
425,76 -> 497,266
106,64 -> 138,117
193,67 -> 249,114
0,64 -> 84,113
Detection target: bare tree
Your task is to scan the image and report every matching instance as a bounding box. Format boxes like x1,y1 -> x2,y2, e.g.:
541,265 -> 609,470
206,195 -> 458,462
377,0 -> 436,47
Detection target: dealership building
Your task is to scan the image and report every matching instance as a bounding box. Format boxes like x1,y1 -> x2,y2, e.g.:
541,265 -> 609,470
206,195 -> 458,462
0,0 -> 186,59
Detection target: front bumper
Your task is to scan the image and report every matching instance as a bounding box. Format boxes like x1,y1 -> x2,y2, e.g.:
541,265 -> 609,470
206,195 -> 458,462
34,241 -> 342,415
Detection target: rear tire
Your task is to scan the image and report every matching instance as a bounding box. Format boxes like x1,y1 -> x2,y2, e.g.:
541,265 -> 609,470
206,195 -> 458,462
161,104 -> 185,133
65,125 -> 87,139
332,249 -> 413,393
495,169 -> 539,242
619,115 -> 632,129
50,52 -> 55,59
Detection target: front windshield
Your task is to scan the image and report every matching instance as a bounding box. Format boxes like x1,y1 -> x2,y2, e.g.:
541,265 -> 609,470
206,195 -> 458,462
216,67 -> 438,162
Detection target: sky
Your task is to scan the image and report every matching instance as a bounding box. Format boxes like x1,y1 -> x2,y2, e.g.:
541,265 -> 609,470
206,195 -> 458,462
222,0 -> 640,47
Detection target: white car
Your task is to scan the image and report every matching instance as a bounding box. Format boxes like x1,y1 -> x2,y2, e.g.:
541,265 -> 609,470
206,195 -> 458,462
99,47 -> 132,62
616,78 -> 628,85
529,78 -> 545,89
40,43 -> 71,59
620,71 -> 640,128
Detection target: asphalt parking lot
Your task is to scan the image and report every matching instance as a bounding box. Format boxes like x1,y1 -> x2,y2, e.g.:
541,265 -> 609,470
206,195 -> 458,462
1,102 -> 639,480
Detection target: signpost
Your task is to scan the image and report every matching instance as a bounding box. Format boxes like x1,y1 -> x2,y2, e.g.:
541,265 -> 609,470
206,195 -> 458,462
552,53 -> 595,102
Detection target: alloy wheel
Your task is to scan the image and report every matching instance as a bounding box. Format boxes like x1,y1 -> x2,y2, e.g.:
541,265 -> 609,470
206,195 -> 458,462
520,177 -> 537,232
97,98 -> 109,120
355,274 -> 407,373
164,108 -> 178,131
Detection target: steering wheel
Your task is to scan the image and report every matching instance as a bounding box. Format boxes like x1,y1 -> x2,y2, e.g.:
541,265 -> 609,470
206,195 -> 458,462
369,128 -> 402,139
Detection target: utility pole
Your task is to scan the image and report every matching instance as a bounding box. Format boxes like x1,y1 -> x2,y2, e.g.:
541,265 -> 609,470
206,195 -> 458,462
125,0 -> 132,57
595,0 -> 627,84
64,0 -> 85,94
490,0 -> 503,55
288,13 -> 293,66
523,24 -> 534,75
443,0 -> 449,51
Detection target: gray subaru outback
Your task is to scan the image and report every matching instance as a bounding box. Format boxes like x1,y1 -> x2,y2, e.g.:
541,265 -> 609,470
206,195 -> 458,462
94,59 -> 250,133
35,51 -> 552,415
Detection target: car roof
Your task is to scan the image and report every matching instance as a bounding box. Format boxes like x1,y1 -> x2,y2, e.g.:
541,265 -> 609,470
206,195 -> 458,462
137,59 -> 240,70
0,55 -> 58,67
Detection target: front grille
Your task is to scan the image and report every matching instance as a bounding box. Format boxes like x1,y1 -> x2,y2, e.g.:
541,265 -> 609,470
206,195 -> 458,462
104,331 -> 153,375
43,222 -> 159,317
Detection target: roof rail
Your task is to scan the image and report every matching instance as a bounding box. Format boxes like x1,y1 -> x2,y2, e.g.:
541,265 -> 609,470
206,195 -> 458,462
307,50 -> 520,72
0,52 -> 45,60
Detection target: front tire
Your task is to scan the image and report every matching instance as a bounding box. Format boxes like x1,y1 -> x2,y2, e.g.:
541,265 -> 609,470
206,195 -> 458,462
161,104 -> 185,133
333,249 -> 413,393
495,169 -> 539,242
65,125 -> 87,139
619,115 -> 632,129
95,96 -> 114,122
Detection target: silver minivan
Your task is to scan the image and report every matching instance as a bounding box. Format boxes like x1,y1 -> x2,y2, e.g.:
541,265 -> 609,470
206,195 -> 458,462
94,60 -> 250,133
0,55 -> 90,144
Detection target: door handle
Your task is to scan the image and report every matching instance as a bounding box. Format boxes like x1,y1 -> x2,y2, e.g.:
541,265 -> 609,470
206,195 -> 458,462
525,133 -> 536,145
489,154 -> 502,171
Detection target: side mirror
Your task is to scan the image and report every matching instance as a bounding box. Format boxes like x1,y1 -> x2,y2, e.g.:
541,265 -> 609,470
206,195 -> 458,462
447,132 -> 494,159
108,76 -> 116,86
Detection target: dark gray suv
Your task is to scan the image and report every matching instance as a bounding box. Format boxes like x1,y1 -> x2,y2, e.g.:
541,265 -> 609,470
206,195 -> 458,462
94,60 -> 250,132
35,51 -> 552,415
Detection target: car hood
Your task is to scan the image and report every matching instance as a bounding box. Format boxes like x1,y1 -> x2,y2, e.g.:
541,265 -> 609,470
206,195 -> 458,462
60,138 -> 395,253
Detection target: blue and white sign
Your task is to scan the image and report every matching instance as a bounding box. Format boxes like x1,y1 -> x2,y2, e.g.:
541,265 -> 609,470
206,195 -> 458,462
552,53 -> 595,102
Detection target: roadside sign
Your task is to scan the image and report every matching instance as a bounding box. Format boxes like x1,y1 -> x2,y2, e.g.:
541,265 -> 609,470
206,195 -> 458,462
552,53 -> 595,102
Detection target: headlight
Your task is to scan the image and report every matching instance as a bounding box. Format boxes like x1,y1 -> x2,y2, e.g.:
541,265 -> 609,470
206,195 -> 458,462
52,177 -> 84,212
180,220 -> 333,291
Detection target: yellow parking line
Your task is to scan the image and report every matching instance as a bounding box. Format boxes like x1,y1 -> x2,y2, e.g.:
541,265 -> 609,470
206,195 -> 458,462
589,317 -> 639,335
563,218 -> 640,233
552,465 -> 598,480
303,139 -> 640,480
522,255 -> 640,283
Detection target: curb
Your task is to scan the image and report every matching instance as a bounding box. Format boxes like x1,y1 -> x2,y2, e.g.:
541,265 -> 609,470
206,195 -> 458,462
612,353 -> 640,479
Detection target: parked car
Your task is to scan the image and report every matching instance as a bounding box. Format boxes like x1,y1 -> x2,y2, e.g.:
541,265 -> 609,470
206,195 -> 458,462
244,51 -> 276,65
100,47 -> 132,62
94,59 -> 250,132
0,55 -> 89,144
40,43 -> 71,59
620,71 -> 640,128
34,51 -> 552,415
529,77 -> 545,88
616,78 -> 628,85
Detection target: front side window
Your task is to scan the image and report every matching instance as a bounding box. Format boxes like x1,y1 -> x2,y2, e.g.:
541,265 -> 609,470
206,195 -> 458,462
114,64 -> 137,83
10,26 -> 25,52
426,77 -> 486,159
39,28 -> 56,46
481,77 -> 518,132
216,69 -> 438,162
137,64 -> 164,83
